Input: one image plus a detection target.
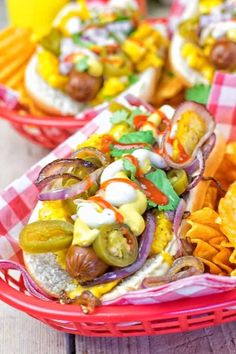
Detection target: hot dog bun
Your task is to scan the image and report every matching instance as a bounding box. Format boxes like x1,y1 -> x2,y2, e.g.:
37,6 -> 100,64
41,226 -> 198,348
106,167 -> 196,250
25,54 -> 161,116
170,0 -> 236,86
21,102 -> 223,299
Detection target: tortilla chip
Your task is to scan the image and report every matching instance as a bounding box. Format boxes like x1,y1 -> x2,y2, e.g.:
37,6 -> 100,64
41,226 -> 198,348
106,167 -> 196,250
215,156 -> 236,191
229,249 -> 236,264
186,222 -> 223,241
221,240 -> 234,248
218,182 -> 236,248
185,207 -> 235,275
231,268 -> 236,276
192,238 -> 218,260
184,144 -> 236,277
198,257 -> 226,275
212,248 -> 233,273
209,236 -> 228,250
187,208 -> 221,230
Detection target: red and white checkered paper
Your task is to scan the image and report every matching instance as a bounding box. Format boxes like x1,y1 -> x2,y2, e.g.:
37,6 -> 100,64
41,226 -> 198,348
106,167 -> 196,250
168,0 -> 187,34
0,73 -> 236,306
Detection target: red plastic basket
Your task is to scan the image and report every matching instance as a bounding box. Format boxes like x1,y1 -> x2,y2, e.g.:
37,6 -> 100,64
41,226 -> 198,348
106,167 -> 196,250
0,0 -> 147,149
0,107 -> 100,149
1,268 -> 236,336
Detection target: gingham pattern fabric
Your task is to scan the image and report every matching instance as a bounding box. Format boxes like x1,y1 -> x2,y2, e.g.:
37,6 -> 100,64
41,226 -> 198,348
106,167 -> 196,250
207,73 -> 236,141
168,0 -> 187,34
1,74 -> 236,305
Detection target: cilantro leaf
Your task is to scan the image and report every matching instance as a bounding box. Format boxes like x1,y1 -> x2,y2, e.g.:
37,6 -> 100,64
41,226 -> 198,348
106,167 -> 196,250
147,199 -> 157,209
128,108 -> 147,126
110,147 -> 137,158
110,110 -> 129,125
123,158 -> 136,180
128,74 -> 138,85
119,130 -> 155,145
146,169 -> 180,211
185,84 -> 211,104
72,34 -> 92,48
75,57 -> 89,72
110,107 -> 148,127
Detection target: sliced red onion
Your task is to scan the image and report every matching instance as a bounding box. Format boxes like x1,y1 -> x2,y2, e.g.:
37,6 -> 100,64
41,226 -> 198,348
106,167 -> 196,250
35,158 -> 95,185
166,211 -> 175,222
0,85 -> 20,109
125,94 -> 156,113
163,102 -> 216,168
186,150 -> 205,191
39,167 -> 104,201
184,133 -> 216,175
173,198 -> 186,237
202,133 -> 216,161
184,157 -> 199,175
0,260 -> 53,301
71,147 -> 110,167
81,212 -> 156,286
36,173 -> 82,191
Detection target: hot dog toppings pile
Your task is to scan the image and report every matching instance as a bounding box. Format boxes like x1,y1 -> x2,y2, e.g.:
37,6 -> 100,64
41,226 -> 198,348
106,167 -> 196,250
24,0 -> 168,115
18,95 -> 236,312
170,0 -> 236,86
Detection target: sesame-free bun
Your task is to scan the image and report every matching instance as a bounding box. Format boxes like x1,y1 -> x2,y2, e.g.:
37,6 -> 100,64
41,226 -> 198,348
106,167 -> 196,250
25,53 -> 160,116
23,201 -> 75,298
170,0 -> 236,87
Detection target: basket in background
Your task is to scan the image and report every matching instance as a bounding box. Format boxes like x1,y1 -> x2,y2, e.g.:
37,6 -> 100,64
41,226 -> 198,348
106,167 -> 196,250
0,0 -> 147,149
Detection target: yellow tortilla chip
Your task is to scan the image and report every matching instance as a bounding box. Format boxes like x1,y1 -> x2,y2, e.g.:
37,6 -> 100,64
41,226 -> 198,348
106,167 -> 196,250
229,249 -> 236,264
221,240 -> 234,248
218,182 -> 236,247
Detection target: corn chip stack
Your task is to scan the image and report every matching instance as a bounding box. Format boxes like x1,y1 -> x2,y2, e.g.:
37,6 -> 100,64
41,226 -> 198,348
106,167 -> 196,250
185,143 -> 236,276
0,26 -> 46,116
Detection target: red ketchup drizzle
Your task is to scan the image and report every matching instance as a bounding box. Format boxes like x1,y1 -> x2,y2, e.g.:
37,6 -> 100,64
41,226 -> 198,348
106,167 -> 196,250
138,177 -> 168,206
167,137 -> 190,163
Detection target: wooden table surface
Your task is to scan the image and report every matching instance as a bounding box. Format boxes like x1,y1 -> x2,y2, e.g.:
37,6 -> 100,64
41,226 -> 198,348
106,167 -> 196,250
1,1 -> 236,353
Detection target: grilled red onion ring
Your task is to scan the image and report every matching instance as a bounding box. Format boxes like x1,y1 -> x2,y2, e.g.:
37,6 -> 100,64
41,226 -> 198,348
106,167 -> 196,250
186,150 -> 205,191
163,102 -> 215,169
38,167 -> 104,201
142,256 -> 204,288
72,147 -> 110,168
185,133 -> 216,175
35,158 -> 96,185
173,198 -> 186,237
125,94 -> 156,113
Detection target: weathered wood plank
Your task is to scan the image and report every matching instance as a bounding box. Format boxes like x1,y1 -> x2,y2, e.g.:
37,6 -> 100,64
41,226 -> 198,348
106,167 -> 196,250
0,122 -> 47,189
75,323 -> 236,354
0,302 -> 67,354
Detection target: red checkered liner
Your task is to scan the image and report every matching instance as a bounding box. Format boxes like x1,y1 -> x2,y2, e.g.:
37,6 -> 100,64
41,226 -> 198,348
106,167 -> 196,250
168,0 -> 187,34
207,73 -> 236,141
0,73 -> 236,307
